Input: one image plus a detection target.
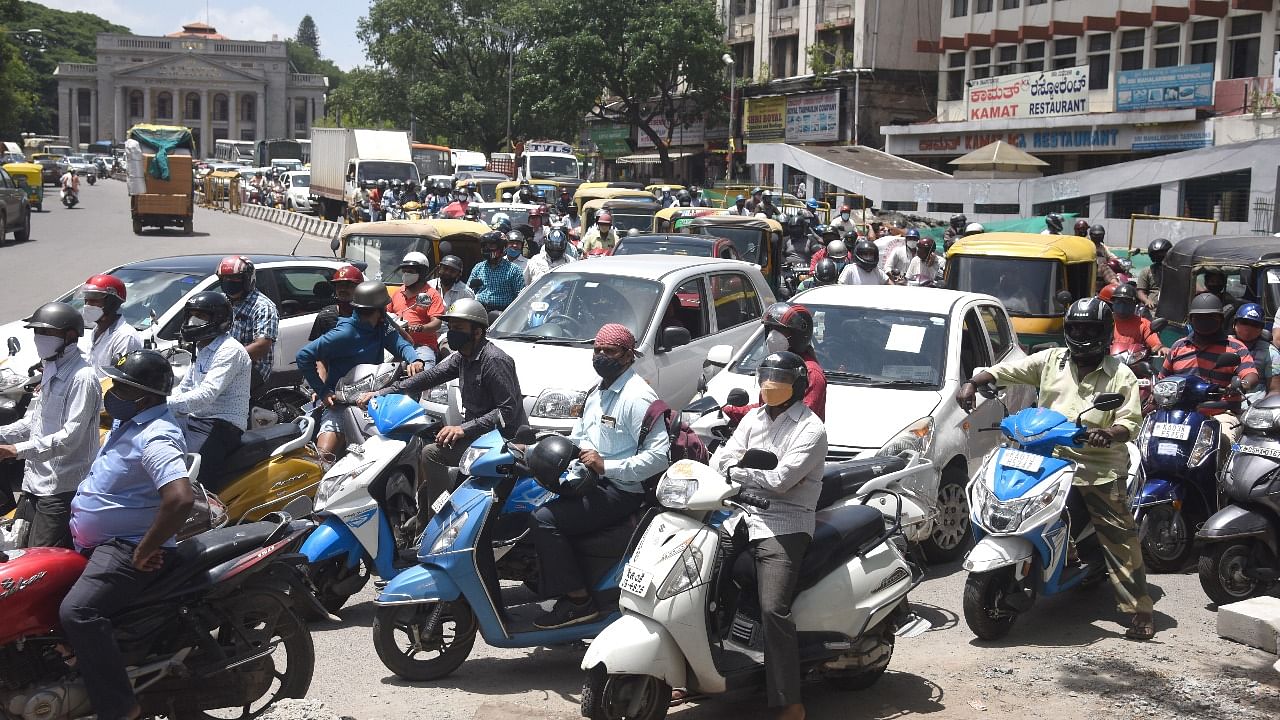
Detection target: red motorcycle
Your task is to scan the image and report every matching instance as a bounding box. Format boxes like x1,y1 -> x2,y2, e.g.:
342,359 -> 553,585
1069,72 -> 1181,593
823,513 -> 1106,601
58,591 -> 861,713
0,506 -> 322,719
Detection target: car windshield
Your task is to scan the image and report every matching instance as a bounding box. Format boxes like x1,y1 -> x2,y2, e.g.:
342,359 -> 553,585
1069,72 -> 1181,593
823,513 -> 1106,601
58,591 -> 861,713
528,155 -> 578,179
479,206 -> 531,227
342,234 -> 430,282
57,267 -> 205,331
490,272 -> 664,344
290,174 -> 310,187
731,305 -> 949,388
946,256 -> 1058,316
692,225 -> 764,264
614,238 -> 715,258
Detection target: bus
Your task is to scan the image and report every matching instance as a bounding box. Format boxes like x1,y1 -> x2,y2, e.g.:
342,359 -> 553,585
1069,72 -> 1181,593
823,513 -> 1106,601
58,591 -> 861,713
411,143 -> 451,179
256,138 -> 303,167
214,139 -> 255,165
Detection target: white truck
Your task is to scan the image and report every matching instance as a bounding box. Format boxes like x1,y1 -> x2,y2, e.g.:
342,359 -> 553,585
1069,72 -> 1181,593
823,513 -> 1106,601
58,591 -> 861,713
310,128 -> 420,221
520,140 -> 580,180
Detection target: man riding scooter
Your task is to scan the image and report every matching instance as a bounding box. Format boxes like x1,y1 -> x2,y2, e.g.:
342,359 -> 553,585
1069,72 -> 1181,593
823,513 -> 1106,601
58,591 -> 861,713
723,302 -> 826,425
957,297 -> 1155,640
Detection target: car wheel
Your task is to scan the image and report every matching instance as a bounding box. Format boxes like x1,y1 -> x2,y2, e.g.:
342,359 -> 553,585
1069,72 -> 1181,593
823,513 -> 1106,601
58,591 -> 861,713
921,466 -> 972,563
0,210 -> 7,245
13,208 -> 30,243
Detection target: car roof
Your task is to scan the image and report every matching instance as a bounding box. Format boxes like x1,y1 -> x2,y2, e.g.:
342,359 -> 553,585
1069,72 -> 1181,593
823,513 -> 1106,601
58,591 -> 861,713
116,254 -> 342,274
551,254 -> 756,281
616,234 -> 724,247
792,284 -> 1002,314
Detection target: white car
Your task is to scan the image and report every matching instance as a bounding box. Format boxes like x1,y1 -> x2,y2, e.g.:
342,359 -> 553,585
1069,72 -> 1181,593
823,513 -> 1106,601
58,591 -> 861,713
282,171 -> 314,214
703,285 -> 1035,561
65,155 -> 95,176
421,255 -> 775,432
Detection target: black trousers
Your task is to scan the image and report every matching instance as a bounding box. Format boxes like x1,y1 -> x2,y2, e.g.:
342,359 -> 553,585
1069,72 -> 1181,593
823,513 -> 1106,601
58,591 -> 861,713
59,539 -> 173,720
729,530 -> 811,708
14,491 -> 74,549
529,482 -> 644,598
183,416 -> 244,492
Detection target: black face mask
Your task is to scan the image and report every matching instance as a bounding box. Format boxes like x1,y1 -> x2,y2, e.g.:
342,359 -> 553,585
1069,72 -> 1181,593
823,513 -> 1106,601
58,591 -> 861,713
447,329 -> 473,352
222,280 -> 246,298
592,354 -> 626,380
104,389 -> 141,422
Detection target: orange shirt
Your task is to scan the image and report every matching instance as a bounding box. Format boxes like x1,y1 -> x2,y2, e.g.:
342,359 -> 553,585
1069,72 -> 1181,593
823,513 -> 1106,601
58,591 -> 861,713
1111,314 -> 1162,355
388,285 -> 446,350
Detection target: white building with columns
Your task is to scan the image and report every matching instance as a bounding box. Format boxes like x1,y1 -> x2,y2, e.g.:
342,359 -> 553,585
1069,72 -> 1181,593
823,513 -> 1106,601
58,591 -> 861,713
53,23 -> 328,157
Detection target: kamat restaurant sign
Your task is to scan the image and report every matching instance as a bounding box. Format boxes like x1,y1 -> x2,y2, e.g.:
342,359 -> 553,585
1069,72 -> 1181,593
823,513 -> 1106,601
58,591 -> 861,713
966,66 -> 1090,121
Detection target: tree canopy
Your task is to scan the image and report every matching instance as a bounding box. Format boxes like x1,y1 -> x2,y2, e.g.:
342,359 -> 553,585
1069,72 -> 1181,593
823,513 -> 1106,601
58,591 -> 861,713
295,15 -> 320,56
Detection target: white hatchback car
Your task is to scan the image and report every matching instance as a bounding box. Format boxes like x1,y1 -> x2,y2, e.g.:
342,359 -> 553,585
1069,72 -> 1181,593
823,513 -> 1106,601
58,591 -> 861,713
703,285 -> 1035,561
420,255 -> 775,432
282,171 -> 314,214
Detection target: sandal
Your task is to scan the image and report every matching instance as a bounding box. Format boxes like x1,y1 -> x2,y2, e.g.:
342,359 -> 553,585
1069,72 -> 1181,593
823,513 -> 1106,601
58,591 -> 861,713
1125,613 -> 1155,641
670,689 -> 692,707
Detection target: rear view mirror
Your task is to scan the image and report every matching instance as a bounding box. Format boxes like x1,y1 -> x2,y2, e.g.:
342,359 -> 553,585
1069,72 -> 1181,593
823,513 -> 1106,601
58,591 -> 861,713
1216,352 -> 1241,369
1150,317 -> 1168,332
329,238 -> 340,255
682,395 -> 721,415
738,448 -> 778,471
704,344 -> 733,367
726,388 -> 751,407
1093,392 -> 1125,411
1055,290 -> 1073,307
6,338 -> 18,356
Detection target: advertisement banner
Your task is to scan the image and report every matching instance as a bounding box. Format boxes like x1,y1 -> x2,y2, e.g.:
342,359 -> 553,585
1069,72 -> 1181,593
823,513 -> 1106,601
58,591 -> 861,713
1116,64 -> 1214,111
744,96 -> 786,142
886,121 -> 1213,156
965,66 -> 1089,121
590,124 -> 633,159
636,115 -> 705,149
784,90 -> 841,143
1130,123 -> 1214,151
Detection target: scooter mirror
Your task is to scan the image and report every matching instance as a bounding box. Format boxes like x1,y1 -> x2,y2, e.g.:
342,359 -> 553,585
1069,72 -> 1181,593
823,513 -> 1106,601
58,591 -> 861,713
683,395 -> 721,415
726,388 -> 751,407
1149,317 -> 1168,332
513,425 -> 537,445
1055,290 -> 1073,307
6,337 -> 18,356
329,237 -> 340,255
738,448 -> 778,471
1093,392 -> 1125,411
1215,352 -> 1241,369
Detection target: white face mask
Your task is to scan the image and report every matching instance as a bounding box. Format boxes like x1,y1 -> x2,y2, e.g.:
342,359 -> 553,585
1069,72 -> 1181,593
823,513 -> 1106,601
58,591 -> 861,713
765,329 -> 789,353
401,272 -> 419,286
81,304 -> 104,325
34,335 -> 65,361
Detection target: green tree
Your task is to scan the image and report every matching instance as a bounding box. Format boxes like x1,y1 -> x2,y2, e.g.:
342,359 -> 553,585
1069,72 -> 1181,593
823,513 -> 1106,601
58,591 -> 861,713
286,40 -> 345,93
322,67 -> 403,129
522,0 -> 729,176
295,14 -> 320,56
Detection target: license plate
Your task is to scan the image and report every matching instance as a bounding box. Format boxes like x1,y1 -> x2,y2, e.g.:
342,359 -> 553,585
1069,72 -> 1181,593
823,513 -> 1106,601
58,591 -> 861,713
1137,378 -> 1150,387
619,564 -> 651,597
1238,444 -> 1280,459
430,491 -> 450,513
1153,422 -> 1191,441
1001,449 -> 1042,472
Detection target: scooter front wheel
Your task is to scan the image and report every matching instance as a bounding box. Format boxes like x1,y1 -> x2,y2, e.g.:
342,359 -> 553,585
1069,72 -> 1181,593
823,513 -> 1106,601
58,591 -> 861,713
373,600 -> 476,681
1198,542 -> 1263,606
1139,506 -> 1195,573
963,568 -> 1020,641
581,667 -> 670,720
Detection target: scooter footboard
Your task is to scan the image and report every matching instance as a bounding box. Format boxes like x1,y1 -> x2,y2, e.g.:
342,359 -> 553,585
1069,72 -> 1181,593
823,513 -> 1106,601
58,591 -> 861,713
374,563 -> 462,605
581,613 -> 687,689
963,536 -> 1034,573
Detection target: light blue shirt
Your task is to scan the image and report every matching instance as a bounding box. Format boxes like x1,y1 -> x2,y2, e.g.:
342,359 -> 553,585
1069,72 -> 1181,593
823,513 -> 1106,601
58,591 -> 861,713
69,404 -> 189,550
569,367 -> 670,493
169,333 -> 252,430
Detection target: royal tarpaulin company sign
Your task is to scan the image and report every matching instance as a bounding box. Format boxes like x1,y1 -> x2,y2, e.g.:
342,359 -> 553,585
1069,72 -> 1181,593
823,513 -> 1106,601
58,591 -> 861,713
966,66 -> 1090,121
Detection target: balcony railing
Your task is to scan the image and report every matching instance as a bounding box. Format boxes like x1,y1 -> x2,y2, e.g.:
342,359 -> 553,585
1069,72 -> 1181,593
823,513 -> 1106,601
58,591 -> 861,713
818,2 -> 853,25
730,22 -> 755,42
288,73 -> 329,88
55,62 -> 97,76
770,15 -> 797,36
98,35 -> 285,58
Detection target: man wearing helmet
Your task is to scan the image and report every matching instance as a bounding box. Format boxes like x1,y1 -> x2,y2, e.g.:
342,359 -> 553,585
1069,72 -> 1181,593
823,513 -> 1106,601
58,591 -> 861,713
1137,238 -> 1170,311
1042,212 -> 1064,235
389,252 -> 447,368
675,189 -> 692,207
1108,284 -> 1165,357
505,231 -> 530,274
1074,218 -> 1091,238
363,298 -> 527,529
1230,303 -> 1280,390
884,228 -> 920,279
528,324 -> 670,629
796,258 -> 839,291
943,213 -> 967,247
957,298 -> 1154,640
441,184 -> 473,218
710,350 -> 827,719
60,349 -> 195,720
217,256 -> 278,395
167,292 -> 252,485
80,274 -> 143,379
429,255 -> 475,349
839,238 -> 895,285
724,302 -> 827,427
690,185 -> 710,208
1089,224 -> 1119,291
581,211 -> 620,256
469,231 -> 526,311
745,186 -> 765,213
0,302 -> 102,548
905,236 -> 944,286
525,227 -> 575,286
809,238 -> 848,274
829,205 -> 857,237
309,265 -> 365,341
729,194 -> 751,216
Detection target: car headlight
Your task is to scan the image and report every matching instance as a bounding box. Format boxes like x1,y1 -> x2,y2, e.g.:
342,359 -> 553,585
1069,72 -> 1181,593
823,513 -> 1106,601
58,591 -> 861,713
532,388 -> 587,419
316,460 -> 374,506
459,446 -> 488,475
1243,406 -> 1280,432
425,384 -> 449,405
877,417 -> 934,458
428,511 -> 469,554
656,542 -> 705,600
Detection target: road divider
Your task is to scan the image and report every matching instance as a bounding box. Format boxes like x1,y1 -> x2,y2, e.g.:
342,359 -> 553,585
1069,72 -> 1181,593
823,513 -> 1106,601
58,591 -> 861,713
197,190 -> 343,242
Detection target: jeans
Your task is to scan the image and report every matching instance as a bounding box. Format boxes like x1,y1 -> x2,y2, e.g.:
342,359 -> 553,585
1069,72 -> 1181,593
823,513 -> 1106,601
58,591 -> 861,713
181,416 -> 244,492
14,491 -> 74,549
59,539 -> 173,720
529,482 -> 644,598
727,529 -> 810,707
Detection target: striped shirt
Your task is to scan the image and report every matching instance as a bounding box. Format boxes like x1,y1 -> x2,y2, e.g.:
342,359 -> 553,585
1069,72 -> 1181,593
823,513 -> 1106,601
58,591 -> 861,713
229,289 -> 279,385
1161,334 -> 1258,389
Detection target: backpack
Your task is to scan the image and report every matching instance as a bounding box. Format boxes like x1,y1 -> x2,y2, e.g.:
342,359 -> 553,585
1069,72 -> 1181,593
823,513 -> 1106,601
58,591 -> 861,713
638,398 -> 711,502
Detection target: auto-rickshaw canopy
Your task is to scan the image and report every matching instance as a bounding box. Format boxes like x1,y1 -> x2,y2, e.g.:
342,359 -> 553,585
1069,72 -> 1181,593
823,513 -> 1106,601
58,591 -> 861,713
1157,234 -> 1280,322
3,162 -> 43,208
583,197 -> 663,233
652,206 -> 716,232
336,218 -> 491,283
573,186 -> 656,214
687,215 -> 784,284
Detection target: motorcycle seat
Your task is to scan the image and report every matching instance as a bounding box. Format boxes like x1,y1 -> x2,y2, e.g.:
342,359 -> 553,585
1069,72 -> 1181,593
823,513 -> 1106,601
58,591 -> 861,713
733,504 -> 886,593
212,422 -> 305,480
139,521 -> 278,602
817,456 -> 906,511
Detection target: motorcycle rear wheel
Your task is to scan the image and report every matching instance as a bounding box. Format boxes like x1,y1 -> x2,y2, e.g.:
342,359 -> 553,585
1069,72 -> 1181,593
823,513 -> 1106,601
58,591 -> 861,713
1198,541 -> 1264,606
581,667 -> 670,720
373,600 -> 477,681
1140,506 -> 1194,573
963,568 -> 1020,641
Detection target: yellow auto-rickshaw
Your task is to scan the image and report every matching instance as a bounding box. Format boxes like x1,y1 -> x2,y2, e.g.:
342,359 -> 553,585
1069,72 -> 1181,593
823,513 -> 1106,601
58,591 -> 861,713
944,232 -> 1097,349
333,218 -> 492,282
652,206 -> 716,233
2,162 -> 43,212
455,177 -> 504,202
583,197 -> 663,234
687,215 -> 785,293
573,186 -> 655,216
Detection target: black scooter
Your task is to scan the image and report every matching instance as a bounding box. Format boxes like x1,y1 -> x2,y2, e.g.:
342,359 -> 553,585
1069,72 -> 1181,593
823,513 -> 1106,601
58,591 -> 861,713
1197,392 -> 1280,605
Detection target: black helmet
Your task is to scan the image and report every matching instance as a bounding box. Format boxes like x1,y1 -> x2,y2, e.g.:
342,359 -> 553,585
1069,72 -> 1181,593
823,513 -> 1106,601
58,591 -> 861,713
439,255 -> 465,273
103,349 -> 174,397
378,179 -> 389,189
1088,224 -> 1106,242
762,302 -> 814,351
1188,292 -> 1224,316
825,239 -> 848,261
527,435 -> 594,496
1045,213 -> 1064,233
24,301 -> 83,335
814,258 -> 839,285
490,215 -> 513,234
545,228 -> 568,258
677,189 -> 691,203
1148,237 -> 1171,263
480,230 -> 505,250
1110,283 -> 1138,317
178,291 -> 232,344
351,280 -> 392,309
852,238 -> 878,270
950,213 -> 967,230
1063,297 -> 1113,359
1073,219 -> 1091,236
756,351 -> 809,410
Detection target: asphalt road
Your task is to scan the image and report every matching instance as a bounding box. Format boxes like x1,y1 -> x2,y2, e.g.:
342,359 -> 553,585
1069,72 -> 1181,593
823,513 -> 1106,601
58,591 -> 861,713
6,183 -> 1279,719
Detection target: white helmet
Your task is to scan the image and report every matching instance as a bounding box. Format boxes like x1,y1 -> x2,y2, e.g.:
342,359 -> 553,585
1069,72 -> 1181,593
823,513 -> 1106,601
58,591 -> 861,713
964,222 -> 985,236
399,251 -> 431,270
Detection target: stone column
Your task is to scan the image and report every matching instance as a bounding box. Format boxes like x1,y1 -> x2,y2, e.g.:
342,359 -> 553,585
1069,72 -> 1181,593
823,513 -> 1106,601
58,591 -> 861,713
58,87 -> 70,141
114,86 -> 125,142
172,88 -> 182,125
255,90 -> 265,143
229,90 -> 239,142
201,89 -> 211,157
143,87 -> 152,123
70,89 -> 80,149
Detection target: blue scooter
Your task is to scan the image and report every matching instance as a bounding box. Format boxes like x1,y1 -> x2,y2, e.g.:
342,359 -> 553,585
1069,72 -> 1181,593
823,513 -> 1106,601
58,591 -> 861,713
371,430 -> 634,680
962,392 -> 1136,640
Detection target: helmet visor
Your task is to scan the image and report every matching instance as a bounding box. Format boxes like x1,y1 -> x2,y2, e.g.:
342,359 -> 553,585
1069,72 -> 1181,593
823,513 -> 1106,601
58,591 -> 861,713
757,365 -> 800,385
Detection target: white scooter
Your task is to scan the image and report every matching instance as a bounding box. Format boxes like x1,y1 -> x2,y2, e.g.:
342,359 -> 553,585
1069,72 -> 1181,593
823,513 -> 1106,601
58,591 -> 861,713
580,450 -> 929,719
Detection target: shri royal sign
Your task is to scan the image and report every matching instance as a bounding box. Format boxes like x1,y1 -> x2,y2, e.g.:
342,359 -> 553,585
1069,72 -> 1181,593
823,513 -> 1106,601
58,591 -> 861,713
966,66 -> 1090,121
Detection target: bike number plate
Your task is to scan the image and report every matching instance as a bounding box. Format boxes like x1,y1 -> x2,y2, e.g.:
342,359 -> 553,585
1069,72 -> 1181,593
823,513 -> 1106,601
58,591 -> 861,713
430,491 -> 450,514
1001,449 -> 1042,472
1153,422 -> 1191,441
1238,444 -> 1280,459
619,564 -> 651,597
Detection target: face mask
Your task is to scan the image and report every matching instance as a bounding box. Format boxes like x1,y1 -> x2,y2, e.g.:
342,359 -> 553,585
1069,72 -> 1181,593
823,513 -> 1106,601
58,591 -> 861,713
1192,316 -> 1222,336
506,247 -> 521,259
447,329 -> 473,352
221,280 -> 246,298
401,272 -> 420,286
765,329 -> 789,353
81,304 -> 104,325
103,389 -> 141,422
1236,324 -> 1262,343
33,335 -> 65,361
592,353 -> 626,380
841,213 -> 850,221
759,380 -> 793,407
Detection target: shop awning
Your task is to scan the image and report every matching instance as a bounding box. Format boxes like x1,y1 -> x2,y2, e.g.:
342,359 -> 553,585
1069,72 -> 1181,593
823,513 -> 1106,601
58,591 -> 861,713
617,152 -> 693,165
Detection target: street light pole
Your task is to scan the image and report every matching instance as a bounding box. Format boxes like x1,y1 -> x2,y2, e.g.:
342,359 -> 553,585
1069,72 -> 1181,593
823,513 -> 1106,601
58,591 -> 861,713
723,53 -> 735,185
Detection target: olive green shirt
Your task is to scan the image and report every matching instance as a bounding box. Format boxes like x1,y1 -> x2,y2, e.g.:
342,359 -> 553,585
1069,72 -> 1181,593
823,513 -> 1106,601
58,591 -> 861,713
987,348 -> 1142,485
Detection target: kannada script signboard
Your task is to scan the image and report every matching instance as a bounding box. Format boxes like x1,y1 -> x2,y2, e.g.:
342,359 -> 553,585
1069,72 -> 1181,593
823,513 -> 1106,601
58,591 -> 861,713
966,66 -> 1090,121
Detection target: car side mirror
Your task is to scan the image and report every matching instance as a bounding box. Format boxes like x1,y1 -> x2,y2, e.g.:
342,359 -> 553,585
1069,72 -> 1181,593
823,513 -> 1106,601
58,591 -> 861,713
1055,290 -> 1073,307
738,448 -> 778,471
6,338 -> 18,356
1093,392 -> 1125,411
1150,317 -> 1168,332
1216,352 -> 1240,369
704,344 -> 733,368
659,326 -> 692,352
726,387 -> 751,407
329,238 -> 340,255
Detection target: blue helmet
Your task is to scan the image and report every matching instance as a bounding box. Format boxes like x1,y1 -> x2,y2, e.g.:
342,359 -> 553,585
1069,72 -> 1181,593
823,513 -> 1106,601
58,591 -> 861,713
806,199 -> 818,210
904,228 -> 921,239
1235,302 -> 1265,325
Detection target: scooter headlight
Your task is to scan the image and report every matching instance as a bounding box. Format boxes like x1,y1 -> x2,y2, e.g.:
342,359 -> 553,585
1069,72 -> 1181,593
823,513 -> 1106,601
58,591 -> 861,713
1243,406 -> 1280,432
425,384 -> 449,405
876,417 -> 934,458
316,461 -> 374,506
1152,379 -> 1183,409
656,542 -> 704,600
428,511 -> 469,554
655,461 -> 700,508
459,446 -> 488,476
1187,422 -> 1217,468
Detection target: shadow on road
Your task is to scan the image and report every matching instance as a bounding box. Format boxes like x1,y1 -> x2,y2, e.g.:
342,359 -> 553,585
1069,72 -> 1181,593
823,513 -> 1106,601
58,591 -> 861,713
670,670 -> 946,719
965,580 -> 1177,648
134,229 -> 212,238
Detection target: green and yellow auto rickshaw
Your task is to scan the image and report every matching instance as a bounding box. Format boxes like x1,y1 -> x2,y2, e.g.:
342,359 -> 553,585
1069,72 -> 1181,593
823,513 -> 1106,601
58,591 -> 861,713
2,162 -> 43,212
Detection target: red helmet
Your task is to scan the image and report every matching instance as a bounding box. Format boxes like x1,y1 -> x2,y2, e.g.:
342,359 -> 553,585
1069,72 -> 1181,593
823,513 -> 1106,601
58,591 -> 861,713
530,206 -> 547,218
217,255 -> 256,294
1098,283 -> 1119,304
82,274 -> 126,302
840,205 -> 852,213
332,265 -> 364,284
597,212 -> 613,225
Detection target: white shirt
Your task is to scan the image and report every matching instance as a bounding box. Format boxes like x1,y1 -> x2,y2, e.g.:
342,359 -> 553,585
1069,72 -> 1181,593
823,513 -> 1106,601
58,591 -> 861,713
874,236 -> 902,269
524,252 -> 572,287
81,315 -> 143,379
169,334 -> 252,430
885,245 -> 913,277
838,264 -> 890,286
711,402 -> 827,540
906,254 -> 944,285
0,349 -> 101,495
429,278 -> 476,334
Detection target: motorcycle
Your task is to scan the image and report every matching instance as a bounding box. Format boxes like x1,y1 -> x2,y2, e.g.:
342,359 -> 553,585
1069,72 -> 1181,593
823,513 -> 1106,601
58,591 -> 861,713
0,499 -> 323,719
372,429 -> 634,680
59,187 -> 78,208
85,173 -> 96,186
1196,393 -> 1280,604
962,391 -> 1137,640
580,450 -> 928,718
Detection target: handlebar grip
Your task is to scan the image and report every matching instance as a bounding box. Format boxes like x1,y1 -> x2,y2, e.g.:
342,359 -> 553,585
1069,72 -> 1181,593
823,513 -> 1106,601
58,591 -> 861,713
736,492 -> 771,510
